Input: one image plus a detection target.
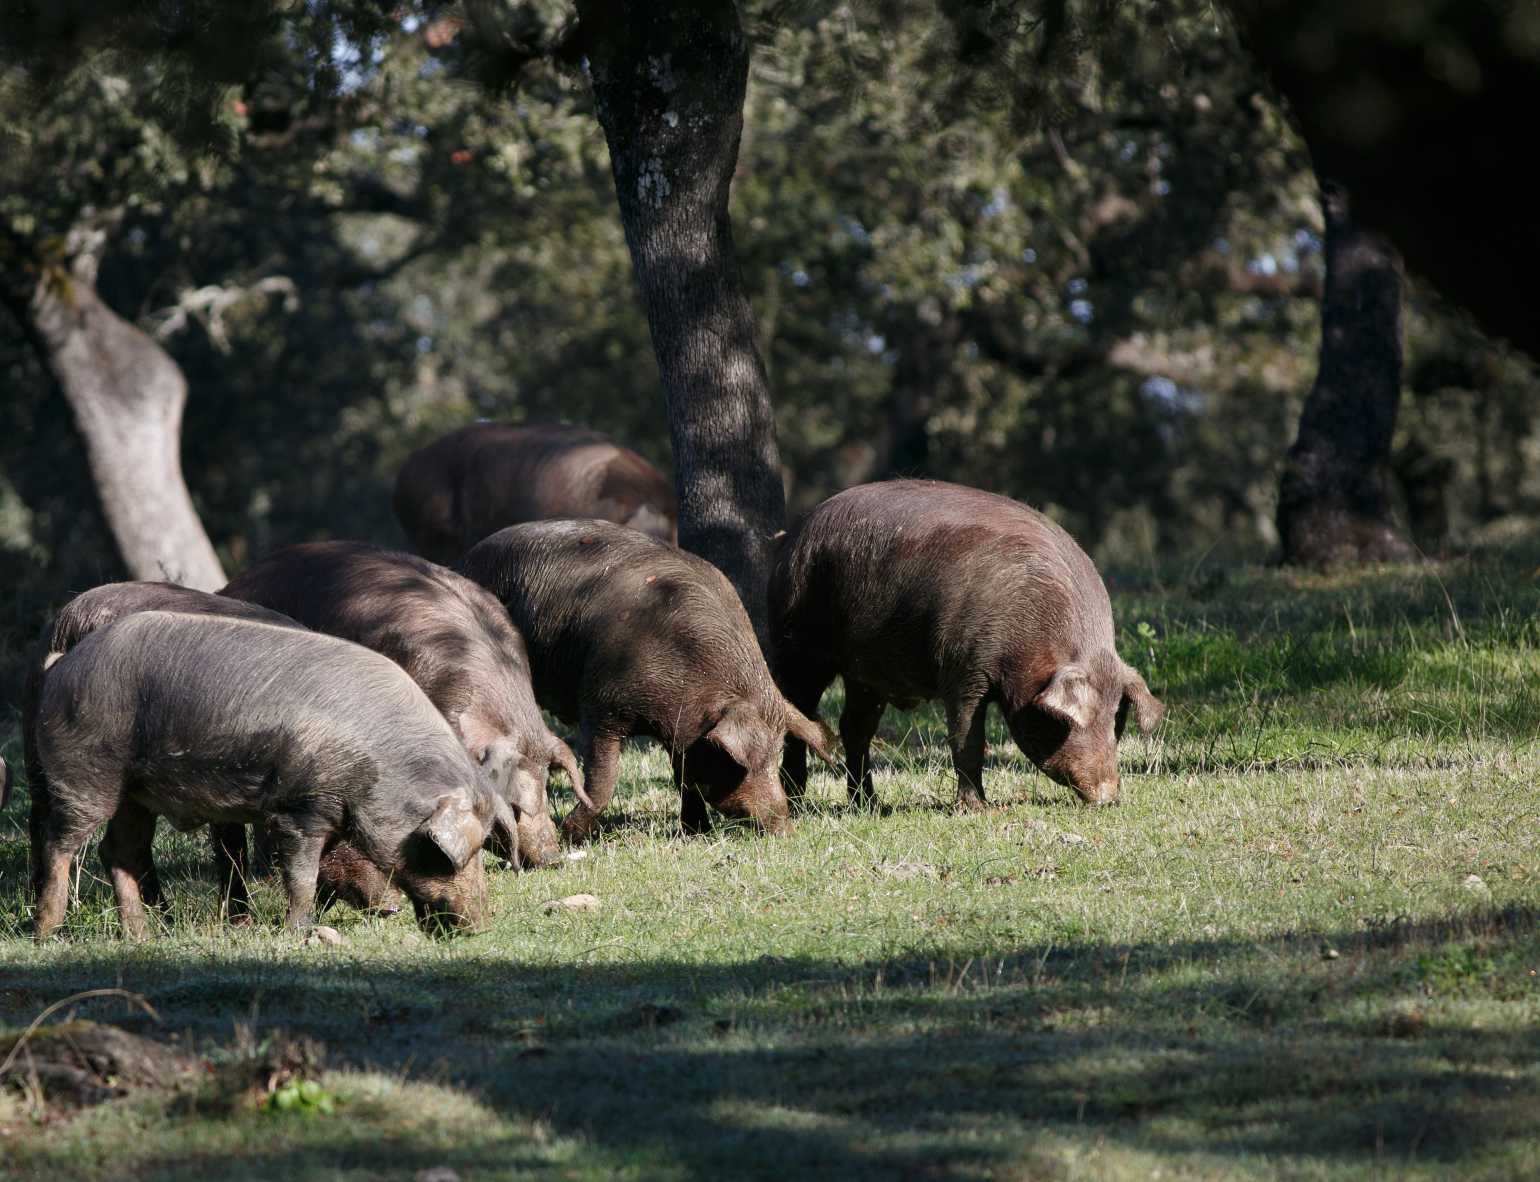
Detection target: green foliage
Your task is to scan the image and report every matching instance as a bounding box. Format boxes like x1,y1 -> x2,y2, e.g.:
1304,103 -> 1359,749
0,0 -> 1537,701
1415,945 -> 1498,995
262,1078 -> 340,1118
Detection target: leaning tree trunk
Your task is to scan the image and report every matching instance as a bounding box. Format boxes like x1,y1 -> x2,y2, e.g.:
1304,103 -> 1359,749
576,0 -> 786,639
0,233 -> 226,590
1276,181 -> 1416,567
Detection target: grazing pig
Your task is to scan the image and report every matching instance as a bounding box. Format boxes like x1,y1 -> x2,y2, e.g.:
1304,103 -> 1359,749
769,480 -> 1164,809
20,582 -> 398,919
28,611 -> 517,939
221,541 -> 585,868
394,422 -> 678,564
460,520 -> 836,841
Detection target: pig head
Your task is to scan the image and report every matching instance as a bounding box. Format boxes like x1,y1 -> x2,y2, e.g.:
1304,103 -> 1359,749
391,788 -> 518,933
680,697 -> 838,833
1008,652 -> 1164,805
470,733 -> 585,868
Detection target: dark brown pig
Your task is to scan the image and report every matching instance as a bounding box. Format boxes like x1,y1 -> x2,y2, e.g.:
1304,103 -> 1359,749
20,581 -> 398,919
28,611 -> 517,939
461,520 -> 837,841
221,541 -> 585,869
769,480 -> 1163,809
394,422 -> 678,564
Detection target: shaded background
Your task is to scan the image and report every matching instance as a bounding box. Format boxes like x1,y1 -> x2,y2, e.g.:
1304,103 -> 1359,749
2,0 -> 1536,712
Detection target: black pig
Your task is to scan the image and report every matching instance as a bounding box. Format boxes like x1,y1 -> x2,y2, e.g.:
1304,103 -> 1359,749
395,423 -> 677,564
769,480 -> 1163,808
461,520 -> 836,840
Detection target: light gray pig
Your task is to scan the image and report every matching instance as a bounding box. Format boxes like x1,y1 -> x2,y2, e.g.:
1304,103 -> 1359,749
28,611 -> 516,939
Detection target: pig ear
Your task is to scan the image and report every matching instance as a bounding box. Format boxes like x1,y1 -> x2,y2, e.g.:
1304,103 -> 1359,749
474,738 -> 516,789
783,701 -> 840,765
705,702 -> 758,769
484,792 -> 520,869
547,737 -> 593,810
417,794 -> 486,871
1035,664 -> 1096,729
1120,667 -> 1165,736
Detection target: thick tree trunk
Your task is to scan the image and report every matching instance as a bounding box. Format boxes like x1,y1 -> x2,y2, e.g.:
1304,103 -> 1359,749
576,0 -> 785,639
1276,182 -> 1416,566
1,235 -> 225,589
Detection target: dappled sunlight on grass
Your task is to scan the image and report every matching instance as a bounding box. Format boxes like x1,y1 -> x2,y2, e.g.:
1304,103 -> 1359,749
1,550 -> 1538,1177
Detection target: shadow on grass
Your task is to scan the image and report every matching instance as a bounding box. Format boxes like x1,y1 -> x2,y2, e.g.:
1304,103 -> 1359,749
3,906 -> 1537,1178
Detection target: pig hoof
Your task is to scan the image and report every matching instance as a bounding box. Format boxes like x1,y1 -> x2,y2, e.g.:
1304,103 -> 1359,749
954,795 -> 988,813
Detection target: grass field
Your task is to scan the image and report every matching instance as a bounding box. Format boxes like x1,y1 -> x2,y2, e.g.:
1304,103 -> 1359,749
1,548 -> 1538,1179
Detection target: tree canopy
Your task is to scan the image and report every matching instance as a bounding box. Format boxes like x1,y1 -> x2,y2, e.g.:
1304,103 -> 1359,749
2,0 -> 1536,686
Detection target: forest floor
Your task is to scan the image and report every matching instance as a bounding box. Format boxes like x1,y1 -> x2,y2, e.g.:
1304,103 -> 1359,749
1,546 -> 1537,1180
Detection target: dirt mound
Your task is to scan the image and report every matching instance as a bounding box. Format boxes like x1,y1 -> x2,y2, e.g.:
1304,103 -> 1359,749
0,1020 -> 196,1110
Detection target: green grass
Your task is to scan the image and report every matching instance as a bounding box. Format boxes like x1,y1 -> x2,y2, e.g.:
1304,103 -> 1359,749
2,548 -> 1539,1179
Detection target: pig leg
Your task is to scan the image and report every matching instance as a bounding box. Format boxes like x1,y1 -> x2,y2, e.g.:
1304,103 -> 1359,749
32,784 -> 117,940
839,685 -> 887,809
32,842 -> 77,940
100,801 -> 160,940
27,764 -> 58,925
266,816 -> 329,930
776,667 -> 832,801
210,822 -> 251,924
946,692 -> 990,810
562,725 -> 623,845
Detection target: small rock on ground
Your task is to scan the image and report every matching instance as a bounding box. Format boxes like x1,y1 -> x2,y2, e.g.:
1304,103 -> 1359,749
542,893 -> 602,913
302,926 -> 348,947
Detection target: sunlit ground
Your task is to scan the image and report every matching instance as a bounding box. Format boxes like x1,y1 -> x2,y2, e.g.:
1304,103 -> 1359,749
2,547 -> 1538,1180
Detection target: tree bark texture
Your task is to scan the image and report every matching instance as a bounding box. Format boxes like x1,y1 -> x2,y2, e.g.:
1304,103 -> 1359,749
576,0 -> 785,639
1276,182 -> 1416,566
0,239 -> 226,590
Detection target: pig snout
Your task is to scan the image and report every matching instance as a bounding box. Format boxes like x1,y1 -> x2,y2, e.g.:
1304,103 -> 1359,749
1045,749 -> 1121,806
518,813 -> 564,869
1076,775 -> 1120,807
405,858 -> 488,935
317,840 -> 404,915
711,771 -> 792,834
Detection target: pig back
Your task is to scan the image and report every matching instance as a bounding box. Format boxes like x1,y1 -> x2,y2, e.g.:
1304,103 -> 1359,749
773,481 -> 1113,695
462,519 -> 768,730
221,541 -> 536,738
396,424 -> 676,556
44,581 -> 301,657
25,583 -> 306,799
37,611 -> 470,822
